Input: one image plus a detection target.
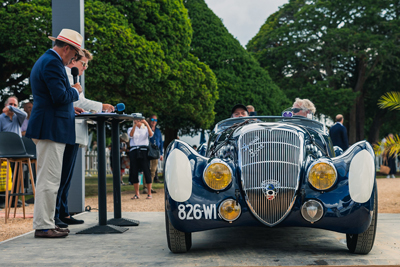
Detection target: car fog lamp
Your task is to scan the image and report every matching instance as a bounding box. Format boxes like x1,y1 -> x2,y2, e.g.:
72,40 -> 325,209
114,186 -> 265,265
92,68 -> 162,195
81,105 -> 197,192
301,200 -> 323,223
219,199 -> 241,222
203,162 -> 232,190
308,162 -> 337,190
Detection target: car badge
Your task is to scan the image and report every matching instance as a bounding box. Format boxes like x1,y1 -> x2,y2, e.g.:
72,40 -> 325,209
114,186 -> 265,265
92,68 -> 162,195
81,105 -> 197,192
261,180 -> 280,200
282,111 -> 293,117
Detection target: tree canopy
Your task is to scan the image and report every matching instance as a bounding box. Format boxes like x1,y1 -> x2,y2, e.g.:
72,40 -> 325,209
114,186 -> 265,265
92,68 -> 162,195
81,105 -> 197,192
0,0 -> 218,146
184,0 -> 289,122
0,0 -> 52,103
247,0 -> 400,143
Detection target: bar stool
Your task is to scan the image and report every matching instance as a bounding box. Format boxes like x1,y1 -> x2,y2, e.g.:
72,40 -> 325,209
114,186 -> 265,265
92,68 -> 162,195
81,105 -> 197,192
0,132 -> 36,223
22,136 -> 37,179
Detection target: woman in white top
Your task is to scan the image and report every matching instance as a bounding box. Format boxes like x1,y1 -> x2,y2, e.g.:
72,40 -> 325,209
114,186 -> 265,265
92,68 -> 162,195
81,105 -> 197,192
128,118 -> 154,199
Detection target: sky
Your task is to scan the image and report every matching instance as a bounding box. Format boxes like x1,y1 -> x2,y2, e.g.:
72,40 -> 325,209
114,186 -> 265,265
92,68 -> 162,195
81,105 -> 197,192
203,0 -> 289,47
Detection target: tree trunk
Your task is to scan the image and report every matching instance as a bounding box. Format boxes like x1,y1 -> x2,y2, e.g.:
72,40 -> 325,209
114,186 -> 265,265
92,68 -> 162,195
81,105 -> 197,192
349,57 -> 367,144
357,92 -> 365,141
349,102 -> 357,145
164,127 -> 179,152
368,109 -> 387,144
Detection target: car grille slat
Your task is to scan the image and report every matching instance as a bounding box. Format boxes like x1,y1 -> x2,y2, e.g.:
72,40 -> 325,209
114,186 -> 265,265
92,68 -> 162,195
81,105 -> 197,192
239,128 -> 301,226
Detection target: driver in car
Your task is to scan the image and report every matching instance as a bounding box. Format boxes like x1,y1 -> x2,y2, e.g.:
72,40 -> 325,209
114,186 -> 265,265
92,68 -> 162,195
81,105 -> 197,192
292,98 -> 316,118
231,104 -> 249,118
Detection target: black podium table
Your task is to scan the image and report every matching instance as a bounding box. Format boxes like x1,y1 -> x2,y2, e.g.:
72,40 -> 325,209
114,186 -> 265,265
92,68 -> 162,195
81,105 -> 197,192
75,113 -> 139,234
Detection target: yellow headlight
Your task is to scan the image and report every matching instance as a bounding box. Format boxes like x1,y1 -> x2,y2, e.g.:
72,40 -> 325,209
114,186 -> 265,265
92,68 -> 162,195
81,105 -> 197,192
308,162 -> 337,190
203,162 -> 232,190
219,199 -> 241,222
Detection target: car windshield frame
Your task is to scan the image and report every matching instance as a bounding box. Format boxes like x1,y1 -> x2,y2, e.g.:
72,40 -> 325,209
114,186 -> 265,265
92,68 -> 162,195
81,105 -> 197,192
213,116 -> 324,133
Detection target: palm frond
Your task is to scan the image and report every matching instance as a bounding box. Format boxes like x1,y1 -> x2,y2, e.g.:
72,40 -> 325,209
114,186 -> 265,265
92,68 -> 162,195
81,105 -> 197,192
374,134 -> 400,157
378,92 -> 400,111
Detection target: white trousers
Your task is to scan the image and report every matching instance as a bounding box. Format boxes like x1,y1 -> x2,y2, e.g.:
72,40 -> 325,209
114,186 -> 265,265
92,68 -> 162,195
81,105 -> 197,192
32,139 -> 66,230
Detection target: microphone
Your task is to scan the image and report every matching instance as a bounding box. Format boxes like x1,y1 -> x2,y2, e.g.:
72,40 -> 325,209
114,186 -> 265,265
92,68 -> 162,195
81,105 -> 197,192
114,103 -> 125,112
71,67 -> 79,84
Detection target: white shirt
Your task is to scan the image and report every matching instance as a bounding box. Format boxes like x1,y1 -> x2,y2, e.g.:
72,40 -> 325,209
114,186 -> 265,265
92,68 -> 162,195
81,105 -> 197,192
128,126 -> 149,147
64,66 -> 102,145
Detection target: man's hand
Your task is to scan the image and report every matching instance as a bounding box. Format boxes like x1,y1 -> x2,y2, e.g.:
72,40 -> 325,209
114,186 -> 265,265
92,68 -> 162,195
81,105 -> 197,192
74,107 -> 85,115
102,104 -> 115,113
160,155 -> 163,161
73,83 -> 83,94
2,106 -> 9,114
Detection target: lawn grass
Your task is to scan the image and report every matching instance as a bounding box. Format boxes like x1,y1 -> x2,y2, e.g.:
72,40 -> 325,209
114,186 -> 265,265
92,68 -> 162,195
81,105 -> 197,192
85,174 -> 165,197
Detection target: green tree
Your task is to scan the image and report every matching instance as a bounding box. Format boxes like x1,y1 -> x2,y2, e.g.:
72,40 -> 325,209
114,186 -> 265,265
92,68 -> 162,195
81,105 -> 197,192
0,0 -> 52,105
183,0 -> 289,122
103,0 -> 218,146
247,0 -> 400,144
1,0 -> 218,148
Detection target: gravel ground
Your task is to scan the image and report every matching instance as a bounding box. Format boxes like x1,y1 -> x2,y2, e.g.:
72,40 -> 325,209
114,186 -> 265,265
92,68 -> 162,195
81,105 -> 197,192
1,178 -> 399,242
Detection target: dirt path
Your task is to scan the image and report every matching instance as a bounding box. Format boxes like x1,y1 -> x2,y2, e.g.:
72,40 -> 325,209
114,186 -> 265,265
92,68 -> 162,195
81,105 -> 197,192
1,178 -> 399,242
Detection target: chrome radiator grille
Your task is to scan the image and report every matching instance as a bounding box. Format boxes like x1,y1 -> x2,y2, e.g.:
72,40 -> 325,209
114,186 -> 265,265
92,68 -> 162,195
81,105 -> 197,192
238,128 -> 302,226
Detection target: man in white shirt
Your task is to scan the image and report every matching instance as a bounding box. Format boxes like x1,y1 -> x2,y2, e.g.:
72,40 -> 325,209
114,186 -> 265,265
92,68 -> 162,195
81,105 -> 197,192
54,49 -> 114,228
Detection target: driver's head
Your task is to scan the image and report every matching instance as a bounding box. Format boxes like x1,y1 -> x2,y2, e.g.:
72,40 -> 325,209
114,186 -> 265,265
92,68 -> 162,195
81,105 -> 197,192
292,98 -> 316,117
231,104 -> 249,118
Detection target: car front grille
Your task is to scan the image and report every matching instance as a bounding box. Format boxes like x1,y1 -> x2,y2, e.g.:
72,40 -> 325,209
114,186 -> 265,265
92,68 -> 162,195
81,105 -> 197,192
238,128 -> 302,226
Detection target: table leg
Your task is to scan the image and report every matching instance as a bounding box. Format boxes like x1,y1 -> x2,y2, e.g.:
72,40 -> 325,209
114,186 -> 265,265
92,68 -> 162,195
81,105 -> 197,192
107,119 -> 139,227
77,118 -> 127,234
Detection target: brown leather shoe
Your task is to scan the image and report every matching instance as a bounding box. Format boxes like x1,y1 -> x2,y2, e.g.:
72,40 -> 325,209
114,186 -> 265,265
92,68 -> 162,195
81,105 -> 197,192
34,229 -> 68,238
55,226 -> 70,233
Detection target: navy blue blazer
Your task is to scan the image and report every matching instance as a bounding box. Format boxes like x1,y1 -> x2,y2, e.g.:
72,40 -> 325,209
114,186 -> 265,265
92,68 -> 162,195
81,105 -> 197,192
26,50 -> 79,145
329,123 -> 349,151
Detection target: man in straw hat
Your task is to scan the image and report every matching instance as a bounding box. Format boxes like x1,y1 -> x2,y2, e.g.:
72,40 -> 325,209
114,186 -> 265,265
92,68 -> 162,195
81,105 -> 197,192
26,29 -> 85,238
54,48 -> 114,228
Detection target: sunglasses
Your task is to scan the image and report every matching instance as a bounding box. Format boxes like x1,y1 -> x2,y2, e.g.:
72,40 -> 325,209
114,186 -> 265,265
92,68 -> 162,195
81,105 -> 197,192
150,118 -> 158,122
69,45 -> 79,58
79,60 -> 89,68
291,108 -> 304,113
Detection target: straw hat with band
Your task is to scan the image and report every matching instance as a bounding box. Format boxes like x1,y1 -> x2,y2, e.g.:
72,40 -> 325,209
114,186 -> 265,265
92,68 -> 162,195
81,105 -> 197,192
48,29 -> 84,56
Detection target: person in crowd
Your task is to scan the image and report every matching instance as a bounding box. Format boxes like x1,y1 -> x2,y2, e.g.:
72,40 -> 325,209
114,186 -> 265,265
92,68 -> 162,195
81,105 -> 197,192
192,145 -> 198,150
231,104 -> 249,118
0,96 -> 27,208
383,133 -> 397,179
21,101 -> 33,136
110,133 -> 130,186
329,114 -> 349,151
291,98 -> 316,118
128,116 -> 153,199
143,114 -> 163,194
92,141 -> 97,151
26,28 -> 84,238
246,105 -> 257,116
54,48 -> 114,228
0,96 -> 27,137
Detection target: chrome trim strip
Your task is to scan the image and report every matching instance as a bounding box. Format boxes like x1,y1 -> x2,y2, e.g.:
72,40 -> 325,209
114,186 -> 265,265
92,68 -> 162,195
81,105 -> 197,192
242,160 -> 299,167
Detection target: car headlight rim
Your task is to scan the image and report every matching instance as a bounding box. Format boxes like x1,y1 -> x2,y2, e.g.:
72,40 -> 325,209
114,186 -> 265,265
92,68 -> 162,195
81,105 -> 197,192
307,160 -> 337,191
203,159 -> 233,191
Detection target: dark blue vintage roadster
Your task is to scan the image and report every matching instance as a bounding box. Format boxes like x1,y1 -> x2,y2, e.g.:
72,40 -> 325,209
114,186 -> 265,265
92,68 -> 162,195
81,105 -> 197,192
164,114 -> 377,254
